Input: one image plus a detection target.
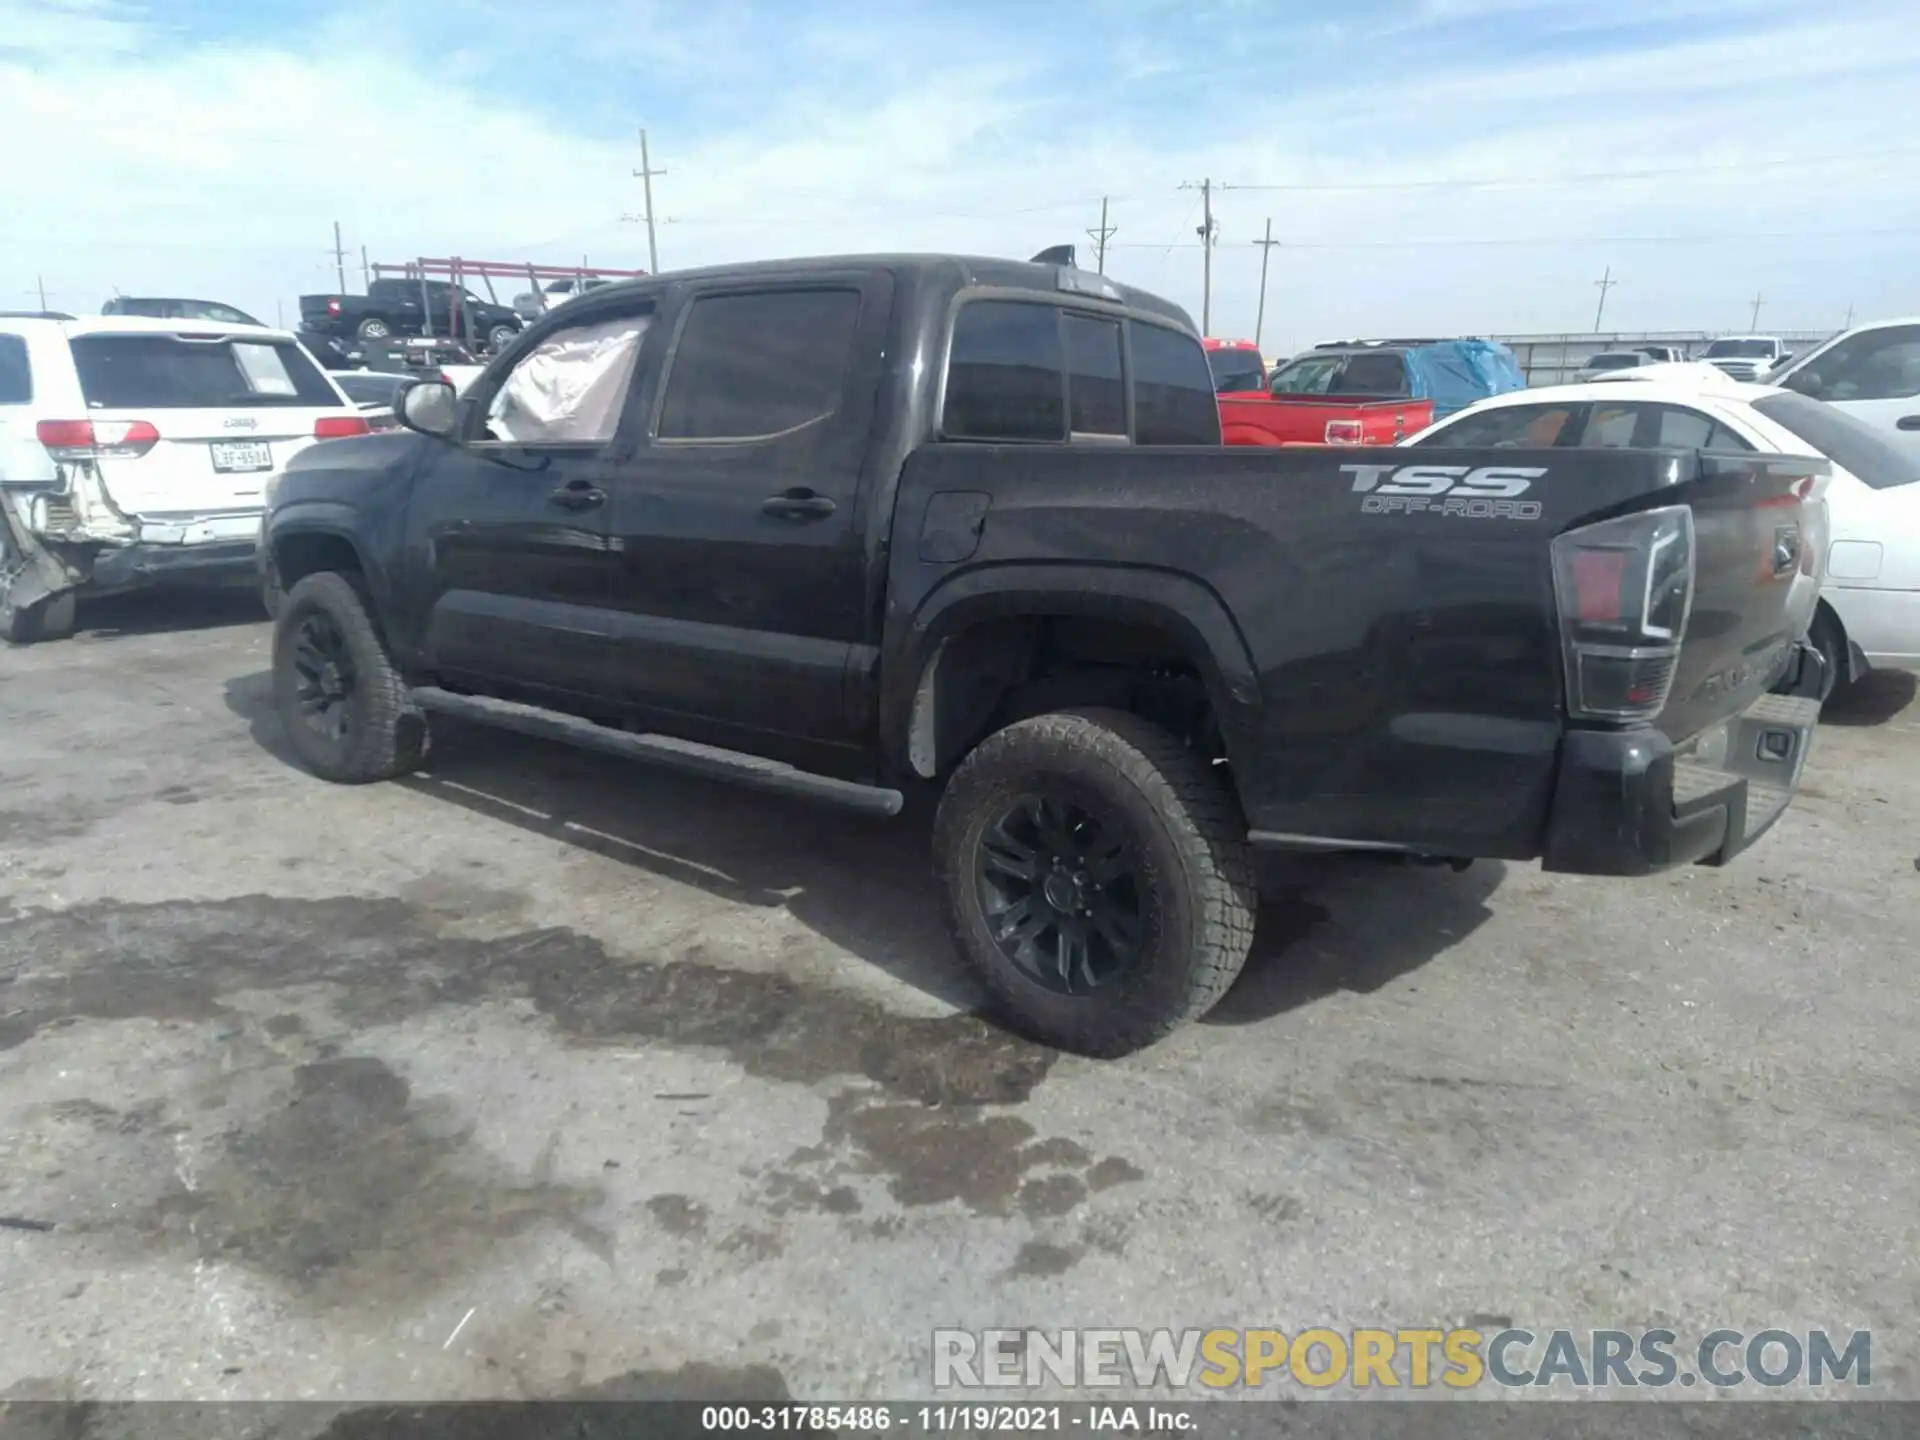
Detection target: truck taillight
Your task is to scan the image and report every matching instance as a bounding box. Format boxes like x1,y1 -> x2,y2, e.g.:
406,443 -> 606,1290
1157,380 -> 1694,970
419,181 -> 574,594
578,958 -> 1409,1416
327,298 -> 342,315
36,419 -> 159,460
315,415 -> 371,439
1550,505 -> 1695,723
1324,419 -> 1364,444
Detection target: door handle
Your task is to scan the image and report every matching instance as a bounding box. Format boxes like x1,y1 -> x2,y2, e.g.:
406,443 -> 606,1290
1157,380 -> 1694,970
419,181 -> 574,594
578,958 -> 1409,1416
1897,415 -> 1920,431
762,489 -> 837,520
549,480 -> 606,511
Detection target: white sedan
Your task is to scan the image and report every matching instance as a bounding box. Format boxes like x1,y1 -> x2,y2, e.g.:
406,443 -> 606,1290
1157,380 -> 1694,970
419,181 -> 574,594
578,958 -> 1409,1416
1404,374 -> 1920,697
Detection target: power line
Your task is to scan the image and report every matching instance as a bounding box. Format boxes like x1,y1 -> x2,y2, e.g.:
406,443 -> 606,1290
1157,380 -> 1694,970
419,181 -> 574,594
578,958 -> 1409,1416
1218,146 -> 1920,194
1111,224 -> 1920,250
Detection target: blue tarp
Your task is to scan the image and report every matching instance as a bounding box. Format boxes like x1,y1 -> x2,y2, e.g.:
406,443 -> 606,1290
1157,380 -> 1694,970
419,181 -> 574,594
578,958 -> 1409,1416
1404,340 -> 1528,418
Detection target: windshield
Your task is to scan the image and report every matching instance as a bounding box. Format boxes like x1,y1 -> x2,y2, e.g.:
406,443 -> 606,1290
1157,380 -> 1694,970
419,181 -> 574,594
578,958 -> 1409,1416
1206,349 -> 1266,394
1585,354 -> 1643,370
1706,339 -> 1776,358
1752,392 -> 1919,490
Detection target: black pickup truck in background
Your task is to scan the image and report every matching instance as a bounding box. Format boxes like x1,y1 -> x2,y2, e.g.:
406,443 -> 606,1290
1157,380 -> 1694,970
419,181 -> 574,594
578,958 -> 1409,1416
258,252 -> 1830,1055
298,278 -> 523,353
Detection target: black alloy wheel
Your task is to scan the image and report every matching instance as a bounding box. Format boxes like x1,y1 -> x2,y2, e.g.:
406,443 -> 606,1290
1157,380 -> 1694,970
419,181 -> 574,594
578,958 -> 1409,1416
288,607 -> 358,745
975,792 -> 1145,995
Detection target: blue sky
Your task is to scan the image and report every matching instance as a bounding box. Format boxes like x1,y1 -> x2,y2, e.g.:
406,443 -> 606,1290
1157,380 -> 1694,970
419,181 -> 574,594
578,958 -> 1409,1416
4,0 -> 1918,348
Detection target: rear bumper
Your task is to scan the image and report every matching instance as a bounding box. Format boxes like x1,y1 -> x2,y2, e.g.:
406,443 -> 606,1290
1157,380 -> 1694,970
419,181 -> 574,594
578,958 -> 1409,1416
1541,642 -> 1824,876
86,538 -> 260,592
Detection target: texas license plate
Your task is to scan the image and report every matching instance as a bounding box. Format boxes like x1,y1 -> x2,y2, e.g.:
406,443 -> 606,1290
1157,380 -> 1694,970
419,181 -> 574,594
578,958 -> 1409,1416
210,440 -> 273,473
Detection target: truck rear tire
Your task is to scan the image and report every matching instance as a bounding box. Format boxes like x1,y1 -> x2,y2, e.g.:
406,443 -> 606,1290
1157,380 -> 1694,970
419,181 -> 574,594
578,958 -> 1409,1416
1,589 -> 77,645
356,317 -> 392,342
487,323 -> 518,352
272,571 -> 426,784
932,708 -> 1257,1057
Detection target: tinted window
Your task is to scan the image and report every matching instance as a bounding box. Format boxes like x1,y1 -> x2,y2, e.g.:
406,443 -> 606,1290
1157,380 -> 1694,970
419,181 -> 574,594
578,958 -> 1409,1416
1269,355 -> 1343,396
1065,314 -> 1125,437
1338,352 -> 1408,396
70,336 -> 340,408
0,335 -> 29,404
334,372 -> 408,405
1206,348 -> 1266,394
1705,339 -> 1776,358
1132,322 -> 1220,445
659,289 -> 861,441
1578,402 -> 1640,448
1418,404 -> 1575,448
944,300 -> 1065,441
1585,353 -> 1644,371
1653,405 -> 1752,451
1782,325 -> 1920,403
1752,392 -> 1920,490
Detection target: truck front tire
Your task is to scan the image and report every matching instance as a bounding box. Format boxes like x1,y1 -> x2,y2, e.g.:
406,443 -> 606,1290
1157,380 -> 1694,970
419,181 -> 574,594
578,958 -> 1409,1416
933,708 -> 1257,1057
272,571 -> 426,784
1,589 -> 77,646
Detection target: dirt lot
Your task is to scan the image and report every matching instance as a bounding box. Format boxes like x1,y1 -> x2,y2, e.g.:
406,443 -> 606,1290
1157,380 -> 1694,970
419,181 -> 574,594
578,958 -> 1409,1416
2,592 -> 1917,1404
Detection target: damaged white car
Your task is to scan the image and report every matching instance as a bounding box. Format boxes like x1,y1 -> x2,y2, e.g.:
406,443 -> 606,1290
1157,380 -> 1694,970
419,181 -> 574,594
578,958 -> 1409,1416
0,317 -> 369,643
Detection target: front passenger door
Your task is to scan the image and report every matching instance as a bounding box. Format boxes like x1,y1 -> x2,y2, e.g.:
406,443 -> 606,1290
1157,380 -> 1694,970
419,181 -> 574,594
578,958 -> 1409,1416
402,303 -> 657,704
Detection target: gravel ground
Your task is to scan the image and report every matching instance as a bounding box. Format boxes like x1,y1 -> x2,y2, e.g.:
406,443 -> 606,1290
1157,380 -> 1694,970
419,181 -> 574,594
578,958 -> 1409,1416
1,591 -> 1916,1410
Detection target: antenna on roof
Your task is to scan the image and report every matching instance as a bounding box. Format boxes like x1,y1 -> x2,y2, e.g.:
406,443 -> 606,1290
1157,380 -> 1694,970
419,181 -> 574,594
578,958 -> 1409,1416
1030,244 -> 1078,267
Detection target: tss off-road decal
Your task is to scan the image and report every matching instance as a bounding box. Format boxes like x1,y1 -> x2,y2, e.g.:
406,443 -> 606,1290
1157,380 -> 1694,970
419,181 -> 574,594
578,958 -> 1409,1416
1341,463 -> 1547,520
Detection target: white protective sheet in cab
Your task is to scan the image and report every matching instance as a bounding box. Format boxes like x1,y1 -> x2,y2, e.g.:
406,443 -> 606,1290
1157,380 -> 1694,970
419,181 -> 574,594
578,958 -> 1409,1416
486,316 -> 649,444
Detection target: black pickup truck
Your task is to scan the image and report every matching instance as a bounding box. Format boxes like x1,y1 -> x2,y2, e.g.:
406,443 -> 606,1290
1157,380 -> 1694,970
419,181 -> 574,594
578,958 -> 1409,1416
258,252 -> 1829,1055
298,278 -> 523,353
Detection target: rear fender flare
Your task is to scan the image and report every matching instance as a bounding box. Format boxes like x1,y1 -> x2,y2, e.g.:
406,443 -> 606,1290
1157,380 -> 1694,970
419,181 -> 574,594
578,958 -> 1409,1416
883,564 -> 1261,779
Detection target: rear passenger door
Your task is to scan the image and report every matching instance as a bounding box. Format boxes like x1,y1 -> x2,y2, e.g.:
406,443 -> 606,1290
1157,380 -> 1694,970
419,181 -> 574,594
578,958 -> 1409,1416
602,272 -> 894,747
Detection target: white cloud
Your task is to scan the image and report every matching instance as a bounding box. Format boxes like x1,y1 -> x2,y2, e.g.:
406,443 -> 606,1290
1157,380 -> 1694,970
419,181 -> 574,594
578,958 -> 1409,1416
2,0 -> 1915,343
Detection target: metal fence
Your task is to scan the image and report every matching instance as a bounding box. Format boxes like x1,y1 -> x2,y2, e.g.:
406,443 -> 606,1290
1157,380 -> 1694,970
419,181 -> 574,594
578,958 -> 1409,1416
1492,331 -> 1836,387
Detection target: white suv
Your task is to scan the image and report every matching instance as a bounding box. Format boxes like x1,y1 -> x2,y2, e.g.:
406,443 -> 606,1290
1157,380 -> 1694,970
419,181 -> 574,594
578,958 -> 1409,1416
0,316 -> 367,643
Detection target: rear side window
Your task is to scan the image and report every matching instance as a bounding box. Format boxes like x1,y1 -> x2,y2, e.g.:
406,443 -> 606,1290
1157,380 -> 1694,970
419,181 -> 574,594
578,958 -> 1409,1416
945,300 -> 1066,441
0,335 -> 30,403
1065,314 -> 1125,437
1132,322 -> 1220,445
1338,351 -> 1408,397
69,335 -> 340,408
1420,404 -> 1575,448
1578,402 -> 1640,448
1753,392 -> 1920,490
658,288 -> 862,441
1652,405 -> 1751,451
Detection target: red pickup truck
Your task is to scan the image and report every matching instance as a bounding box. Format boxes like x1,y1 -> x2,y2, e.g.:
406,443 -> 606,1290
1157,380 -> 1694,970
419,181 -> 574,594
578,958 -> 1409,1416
1217,393 -> 1433,446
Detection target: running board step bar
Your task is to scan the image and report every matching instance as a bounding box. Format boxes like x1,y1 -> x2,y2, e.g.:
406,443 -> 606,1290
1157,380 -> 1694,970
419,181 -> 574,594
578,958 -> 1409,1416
409,687 -> 905,817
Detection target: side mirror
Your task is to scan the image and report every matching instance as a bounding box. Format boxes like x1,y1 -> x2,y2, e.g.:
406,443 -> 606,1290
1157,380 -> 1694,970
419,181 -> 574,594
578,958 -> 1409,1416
397,379 -> 458,439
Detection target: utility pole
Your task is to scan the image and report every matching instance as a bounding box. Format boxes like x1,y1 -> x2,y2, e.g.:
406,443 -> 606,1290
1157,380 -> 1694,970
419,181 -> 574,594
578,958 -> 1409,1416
1592,265 -> 1618,333
1252,219 -> 1281,351
1179,179 -> 1218,333
36,275 -> 47,310
331,221 -> 348,293
1749,292 -> 1765,330
1844,304 -> 1855,329
633,129 -> 666,274
1085,197 -> 1117,275
360,246 -> 370,290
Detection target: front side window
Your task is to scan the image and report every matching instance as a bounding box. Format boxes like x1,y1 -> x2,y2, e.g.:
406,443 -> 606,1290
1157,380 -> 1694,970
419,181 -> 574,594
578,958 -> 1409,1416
484,312 -> 651,445
1782,325 -> 1920,403
1269,355 -> 1344,395
1131,322 -> 1220,445
657,288 -> 861,442
1417,403 -> 1575,449
944,300 -> 1066,442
